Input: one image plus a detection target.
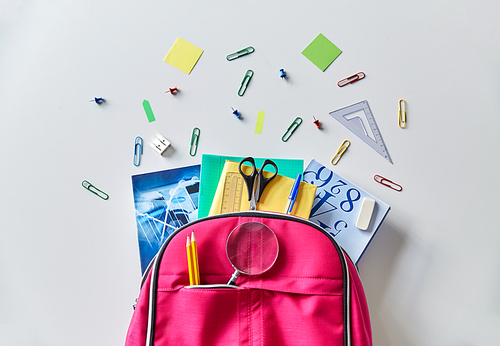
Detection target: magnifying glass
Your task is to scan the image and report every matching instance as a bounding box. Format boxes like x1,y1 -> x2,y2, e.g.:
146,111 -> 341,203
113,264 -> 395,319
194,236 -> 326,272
226,222 -> 279,286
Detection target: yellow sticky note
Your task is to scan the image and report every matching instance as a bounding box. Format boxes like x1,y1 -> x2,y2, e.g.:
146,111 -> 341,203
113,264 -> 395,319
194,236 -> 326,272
164,37 -> 204,74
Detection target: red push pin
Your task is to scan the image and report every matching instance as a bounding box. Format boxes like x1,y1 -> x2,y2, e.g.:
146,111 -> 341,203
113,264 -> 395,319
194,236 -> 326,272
313,116 -> 322,129
165,87 -> 179,94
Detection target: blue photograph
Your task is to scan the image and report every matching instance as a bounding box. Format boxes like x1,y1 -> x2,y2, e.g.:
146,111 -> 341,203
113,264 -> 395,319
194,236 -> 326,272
131,165 -> 200,273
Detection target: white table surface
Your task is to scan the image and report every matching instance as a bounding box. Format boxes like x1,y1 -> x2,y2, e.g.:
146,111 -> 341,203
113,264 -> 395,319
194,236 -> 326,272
1,1 -> 499,345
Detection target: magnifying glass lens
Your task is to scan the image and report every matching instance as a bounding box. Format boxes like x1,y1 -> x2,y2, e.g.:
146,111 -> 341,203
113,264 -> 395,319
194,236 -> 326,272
226,222 -> 279,285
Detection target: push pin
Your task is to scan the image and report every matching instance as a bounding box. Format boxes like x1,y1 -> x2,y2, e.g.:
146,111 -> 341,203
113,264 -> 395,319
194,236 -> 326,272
165,87 -> 179,94
279,69 -> 287,80
231,107 -> 241,118
90,97 -> 105,104
313,116 -> 322,129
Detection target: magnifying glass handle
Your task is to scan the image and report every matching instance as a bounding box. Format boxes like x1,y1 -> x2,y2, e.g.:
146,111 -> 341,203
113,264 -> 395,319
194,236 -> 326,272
227,269 -> 241,286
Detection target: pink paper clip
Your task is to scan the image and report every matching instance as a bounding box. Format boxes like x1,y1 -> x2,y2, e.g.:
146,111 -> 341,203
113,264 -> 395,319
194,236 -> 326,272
337,72 -> 366,87
374,175 -> 402,191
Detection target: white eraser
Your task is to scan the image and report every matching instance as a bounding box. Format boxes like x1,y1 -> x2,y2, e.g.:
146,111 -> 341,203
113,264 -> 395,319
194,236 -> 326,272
150,134 -> 171,155
356,197 -> 375,231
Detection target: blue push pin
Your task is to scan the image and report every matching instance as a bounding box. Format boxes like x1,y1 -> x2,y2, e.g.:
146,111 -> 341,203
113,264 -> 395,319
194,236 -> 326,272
279,69 -> 286,80
90,97 -> 105,104
231,107 -> 241,118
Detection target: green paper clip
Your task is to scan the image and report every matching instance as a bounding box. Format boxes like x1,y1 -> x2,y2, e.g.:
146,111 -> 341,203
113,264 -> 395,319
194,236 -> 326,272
226,46 -> 255,61
282,117 -> 303,142
238,70 -> 254,96
82,180 -> 109,200
190,127 -> 200,156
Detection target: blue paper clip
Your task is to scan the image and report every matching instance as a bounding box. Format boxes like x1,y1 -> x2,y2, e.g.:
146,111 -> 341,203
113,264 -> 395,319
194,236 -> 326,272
82,180 -> 109,200
133,136 -> 143,166
281,117 -> 303,142
238,70 -> 254,96
226,46 -> 255,61
190,127 -> 200,156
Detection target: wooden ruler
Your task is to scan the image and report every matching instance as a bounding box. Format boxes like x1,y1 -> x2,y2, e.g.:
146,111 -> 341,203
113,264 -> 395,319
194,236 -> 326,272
220,172 -> 244,213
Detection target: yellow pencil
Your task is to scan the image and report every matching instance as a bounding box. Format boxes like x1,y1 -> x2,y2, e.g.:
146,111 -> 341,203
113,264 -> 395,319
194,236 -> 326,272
186,235 -> 195,285
191,231 -> 200,285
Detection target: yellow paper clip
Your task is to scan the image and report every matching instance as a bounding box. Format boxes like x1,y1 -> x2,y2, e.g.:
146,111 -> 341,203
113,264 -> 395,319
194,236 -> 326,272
398,99 -> 406,128
331,140 -> 350,165
189,127 -> 200,156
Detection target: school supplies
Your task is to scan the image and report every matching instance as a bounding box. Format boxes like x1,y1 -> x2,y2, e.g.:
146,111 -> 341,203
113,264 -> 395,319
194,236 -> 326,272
238,69 -> 253,96
209,160 -> 316,218
226,46 -> 254,61
279,68 -> 286,79
329,100 -> 393,164
133,136 -> 143,166
312,116 -> 321,129
238,157 -> 278,210
301,33 -> 342,72
304,159 -> 390,264
198,154 -> 304,218
150,134 -> 171,155
131,165 -> 200,273
125,212 -> 373,346
186,235 -> 195,285
226,221 -> 279,285
284,174 -> 301,214
219,172 -> 244,213
82,180 -> 108,200
281,117 -> 302,142
337,72 -> 366,87
331,139 -> 350,165
189,127 -> 200,156
374,174 -> 402,191
255,110 -> 265,134
165,87 -> 179,94
164,37 -> 203,74
190,231 -> 200,285
398,99 -> 406,128
90,97 -> 104,104
142,99 -> 156,123
356,197 -> 376,231
231,107 -> 240,118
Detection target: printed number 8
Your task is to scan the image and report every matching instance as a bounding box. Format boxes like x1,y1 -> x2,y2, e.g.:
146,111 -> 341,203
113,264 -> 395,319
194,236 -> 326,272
340,188 -> 360,212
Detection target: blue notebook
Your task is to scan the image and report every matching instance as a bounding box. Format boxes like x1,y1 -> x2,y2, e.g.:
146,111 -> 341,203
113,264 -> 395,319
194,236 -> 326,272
303,159 -> 390,263
131,165 -> 201,274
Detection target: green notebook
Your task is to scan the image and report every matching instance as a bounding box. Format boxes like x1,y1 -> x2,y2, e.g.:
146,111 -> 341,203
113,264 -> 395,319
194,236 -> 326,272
198,154 -> 304,218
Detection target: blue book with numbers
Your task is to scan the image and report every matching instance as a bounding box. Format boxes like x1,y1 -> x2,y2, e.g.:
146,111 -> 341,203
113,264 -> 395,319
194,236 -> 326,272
303,159 -> 390,264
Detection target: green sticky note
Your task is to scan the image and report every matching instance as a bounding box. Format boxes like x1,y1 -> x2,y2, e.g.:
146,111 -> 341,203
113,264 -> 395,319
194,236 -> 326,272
164,37 -> 204,74
142,100 -> 156,123
255,110 -> 265,134
302,33 -> 342,72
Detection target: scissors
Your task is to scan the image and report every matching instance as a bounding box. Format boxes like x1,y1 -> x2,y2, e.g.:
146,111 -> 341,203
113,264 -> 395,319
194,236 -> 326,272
238,157 -> 278,211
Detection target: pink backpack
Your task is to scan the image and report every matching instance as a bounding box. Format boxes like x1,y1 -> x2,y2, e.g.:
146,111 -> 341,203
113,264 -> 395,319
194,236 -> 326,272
125,212 -> 372,346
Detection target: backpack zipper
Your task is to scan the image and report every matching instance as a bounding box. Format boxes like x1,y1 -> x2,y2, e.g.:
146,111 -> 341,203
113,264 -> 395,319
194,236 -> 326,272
145,211 -> 350,346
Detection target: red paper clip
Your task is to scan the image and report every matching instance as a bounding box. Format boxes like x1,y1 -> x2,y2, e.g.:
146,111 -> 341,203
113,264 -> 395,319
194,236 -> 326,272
337,72 -> 366,87
374,175 -> 402,191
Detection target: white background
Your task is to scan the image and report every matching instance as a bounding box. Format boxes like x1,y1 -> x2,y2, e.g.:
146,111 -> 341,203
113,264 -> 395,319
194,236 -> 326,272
1,1 -> 499,345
